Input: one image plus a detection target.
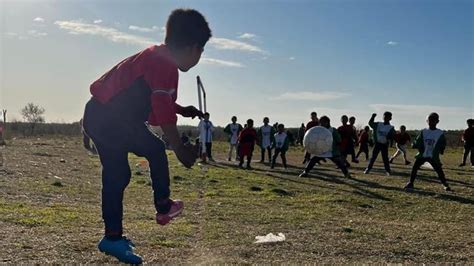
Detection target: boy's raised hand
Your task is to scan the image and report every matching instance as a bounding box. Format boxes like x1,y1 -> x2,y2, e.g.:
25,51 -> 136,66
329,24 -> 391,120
371,113 -> 377,118
179,106 -> 203,119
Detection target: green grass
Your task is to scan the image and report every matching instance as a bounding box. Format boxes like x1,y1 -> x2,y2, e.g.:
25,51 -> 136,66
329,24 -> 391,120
0,137 -> 472,263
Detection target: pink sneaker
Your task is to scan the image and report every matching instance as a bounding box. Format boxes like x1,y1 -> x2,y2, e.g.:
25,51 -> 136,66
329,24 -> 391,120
156,199 -> 184,225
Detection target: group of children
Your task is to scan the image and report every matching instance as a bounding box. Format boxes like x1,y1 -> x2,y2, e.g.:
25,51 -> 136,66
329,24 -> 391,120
297,111 -> 455,191
196,111 -> 472,194
196,110 -> 458,193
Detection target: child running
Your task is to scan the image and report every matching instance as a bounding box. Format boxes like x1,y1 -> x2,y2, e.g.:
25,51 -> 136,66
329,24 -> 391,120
299,116 -> 351,178
271,124 -> 289,169
197,112 -> 214,162
356,126 -> 370,161
224,116 -> 243,161
82,9 -> 211,264
258,117 -> 276,163
389,125 -> 411,165
238,119 -> 258,169
404,113 -> 451,191
459,119 -> 474,167
364,112 -> 395,175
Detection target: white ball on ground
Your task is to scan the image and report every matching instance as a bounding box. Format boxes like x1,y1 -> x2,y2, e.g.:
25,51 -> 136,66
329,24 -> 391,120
303,126 -> 333,156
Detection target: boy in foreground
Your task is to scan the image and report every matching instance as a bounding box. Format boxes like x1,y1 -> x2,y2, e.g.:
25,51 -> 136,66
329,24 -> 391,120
299,116 -> 350,178
404,113 -> 451,191
364,112 -> 395,176
82,9 -> 211,264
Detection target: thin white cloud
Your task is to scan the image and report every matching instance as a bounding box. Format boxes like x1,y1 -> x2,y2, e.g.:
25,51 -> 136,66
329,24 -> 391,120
387,41 -> 398,46
209,37 -> 266,54
33,17 -> 45,23
128,25 -> 160,33
28,30 -> 47,37
55,20 -> 155,46
289,56 -> 295,60
238,33 -> 257,39
93,19 -> 103,24
271,91 -> 351,101
201,58 -> 244,68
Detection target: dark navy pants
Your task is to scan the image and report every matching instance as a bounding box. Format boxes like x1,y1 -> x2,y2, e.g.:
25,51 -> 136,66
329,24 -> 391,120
366,142 -> 391,173
83,80 -> 170,236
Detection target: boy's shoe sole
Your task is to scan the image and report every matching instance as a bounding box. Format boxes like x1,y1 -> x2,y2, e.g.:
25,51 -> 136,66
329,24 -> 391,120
443,185 -> 452,192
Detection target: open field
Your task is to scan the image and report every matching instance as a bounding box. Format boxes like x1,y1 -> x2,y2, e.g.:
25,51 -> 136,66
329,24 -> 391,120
0,136 -> 473,264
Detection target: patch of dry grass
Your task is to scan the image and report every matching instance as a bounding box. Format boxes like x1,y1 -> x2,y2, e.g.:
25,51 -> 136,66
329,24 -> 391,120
0,137 -> 472,263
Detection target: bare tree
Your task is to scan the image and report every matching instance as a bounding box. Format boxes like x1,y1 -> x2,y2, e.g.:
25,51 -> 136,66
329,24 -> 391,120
21,103 -> 45,134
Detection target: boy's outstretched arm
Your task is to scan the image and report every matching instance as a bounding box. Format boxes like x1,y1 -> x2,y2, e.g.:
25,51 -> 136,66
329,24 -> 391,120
161,124 -> 197,168
175,104 -> 203,119
368,113 -> 377,129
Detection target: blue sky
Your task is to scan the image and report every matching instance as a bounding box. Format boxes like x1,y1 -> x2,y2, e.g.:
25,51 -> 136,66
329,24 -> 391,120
1,0 -> 472,129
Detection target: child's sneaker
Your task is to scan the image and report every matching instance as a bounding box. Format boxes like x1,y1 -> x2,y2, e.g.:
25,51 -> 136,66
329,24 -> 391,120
299,172 -> 308,177
385,171 -> 391,176
443,185 -> 452,191
363,169 -> 370,174
98,236 -> 142,264
344,173 -> 352,178
156,199 -> 184,226
458,163 -> 465,167
404,182 -> 414,190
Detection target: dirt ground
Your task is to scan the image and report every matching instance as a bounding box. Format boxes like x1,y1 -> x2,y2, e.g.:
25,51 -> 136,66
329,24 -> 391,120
0,136 -> 473,264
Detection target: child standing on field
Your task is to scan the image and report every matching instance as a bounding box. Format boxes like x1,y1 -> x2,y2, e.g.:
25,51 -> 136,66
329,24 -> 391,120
389,125 -> 411,165
356,126 -> 370,161
82,9 -> 211,264
271,124 -> 289,169
224,116 -> 243,161
459,119 -> 474,167
404,113 -> 451,191
198,112 -> 214,162
364,112 -> 395,176
258,117 -> 276,163
299,116 -> 350,178
238,119 -> 258,169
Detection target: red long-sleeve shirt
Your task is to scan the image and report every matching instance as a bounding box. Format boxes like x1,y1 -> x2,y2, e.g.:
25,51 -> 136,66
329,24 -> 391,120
90,44 -> 182,126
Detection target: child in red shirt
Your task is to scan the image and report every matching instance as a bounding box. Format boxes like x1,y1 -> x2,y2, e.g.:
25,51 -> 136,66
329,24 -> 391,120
238,119 -> 258,169
82,9 -> 211,264
356,126 -> 370,161
389,125 -> 411,165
